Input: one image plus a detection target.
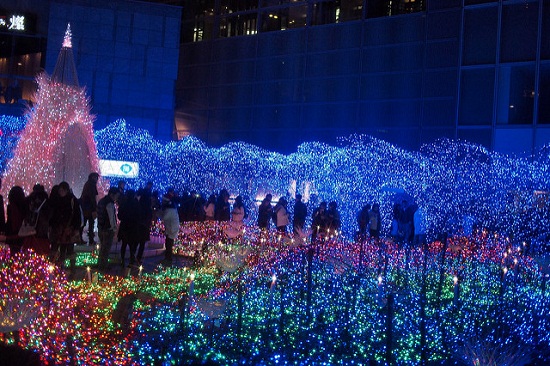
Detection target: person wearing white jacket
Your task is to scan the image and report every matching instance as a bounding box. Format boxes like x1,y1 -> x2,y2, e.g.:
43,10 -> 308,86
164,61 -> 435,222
274,197 -> 289,233
161,188 -> 179,263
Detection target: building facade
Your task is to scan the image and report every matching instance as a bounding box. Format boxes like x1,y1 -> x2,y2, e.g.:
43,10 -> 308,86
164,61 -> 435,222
0,0 -> 181,141
174,0 -> 550,155
2,0 -> 550,156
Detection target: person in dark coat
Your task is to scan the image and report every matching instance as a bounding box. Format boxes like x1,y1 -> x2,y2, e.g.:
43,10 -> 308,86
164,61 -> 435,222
258,194 -> 273,230
368,203 -> 381,239
357,203 -> 371,239
21,184 -> 50,255
402,200 -> 415,244
118,189 -> 141,267
231,195 -> 246,225
79,172 -> 99,245
293,194 -> 307,235
6,186 -> 26,254
326,201 -> 341,234
97,187 -> 120,269
311,201 -> 327,242
214,189 -> 230,222
136,188 -> 153,264
50,182 -> 81,268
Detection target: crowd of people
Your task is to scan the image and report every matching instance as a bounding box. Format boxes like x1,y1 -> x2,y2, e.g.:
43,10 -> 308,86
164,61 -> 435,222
165,190 -> 342,238
0,171 -> 429,271
164,189 -> 349,248
1,179 -> 84,269
0,174 -> 156,271
163,189 -> 428,250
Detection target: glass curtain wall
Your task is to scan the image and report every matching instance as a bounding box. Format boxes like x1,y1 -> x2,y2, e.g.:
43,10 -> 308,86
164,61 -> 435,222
181,0 -> 424,42
0,14 -> 45,105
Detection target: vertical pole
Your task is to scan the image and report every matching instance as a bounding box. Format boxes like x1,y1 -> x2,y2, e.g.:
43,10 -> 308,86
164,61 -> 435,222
386,293 -> 394,365
179,296 -> 187,333
420,290 -> 427,365
420,235 -> 430,365
237,281 -> 243,344
279,285 -> 285,341
436,233 -> 448,309
377,238 -> 383,276
536,275 -> 548,350
359,236 -> 364,274
306,246 -> 313,325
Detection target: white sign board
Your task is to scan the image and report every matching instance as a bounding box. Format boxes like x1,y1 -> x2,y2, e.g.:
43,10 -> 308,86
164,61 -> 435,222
99,159 -> 139,178
0,15 -> 25,31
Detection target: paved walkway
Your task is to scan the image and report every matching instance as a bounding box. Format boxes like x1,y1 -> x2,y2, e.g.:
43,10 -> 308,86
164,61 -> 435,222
66,239 -> 194,281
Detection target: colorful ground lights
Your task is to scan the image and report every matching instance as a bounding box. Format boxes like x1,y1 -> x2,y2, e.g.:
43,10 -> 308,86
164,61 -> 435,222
1,225 -> 550,365
0,115 -> 549,364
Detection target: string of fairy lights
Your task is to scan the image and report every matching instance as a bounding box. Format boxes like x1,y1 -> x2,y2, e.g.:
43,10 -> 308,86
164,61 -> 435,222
1,229 -> 549,364
0,114 -> 549,364
1,74 -> 100,198
1,114 -> 549,242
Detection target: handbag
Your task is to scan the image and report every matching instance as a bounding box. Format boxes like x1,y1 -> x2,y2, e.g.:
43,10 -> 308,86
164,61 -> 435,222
18,222 -> 37,237
18,199 -> 47,237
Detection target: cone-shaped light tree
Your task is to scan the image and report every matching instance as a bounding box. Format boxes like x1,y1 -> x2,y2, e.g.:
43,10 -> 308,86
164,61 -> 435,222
2,24 -> 100,196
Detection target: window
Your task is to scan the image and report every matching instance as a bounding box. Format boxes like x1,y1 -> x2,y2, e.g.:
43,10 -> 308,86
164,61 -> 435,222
500,2 -> 538,62
464,0 -> 497,4
338,0 -> 363,21
459,68 -> 495,125
194,15 -> 215,41
496,65 -> 535,125
260,5 -> 307,32
220,13 -> 258,37
311,2 -> 339,25
541,0 -> 550,60
0,33 -> 45,103
367,0 -> 425,19
462,7 -> 497,65
311,0 -> 363,25
181,0 -> 215,42
220,0 -> 258,13
261,0 -> 302,7
539,64 -> 550,124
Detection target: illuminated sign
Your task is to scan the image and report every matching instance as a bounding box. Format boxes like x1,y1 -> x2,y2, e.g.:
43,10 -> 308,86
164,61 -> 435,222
99,159 -> 139,178
0,15 -> 25,31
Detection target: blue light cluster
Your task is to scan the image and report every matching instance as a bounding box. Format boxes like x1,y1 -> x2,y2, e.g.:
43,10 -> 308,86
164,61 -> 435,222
95,120 -> 550,243
0,115 -> 25,173
1,116 -> 550,243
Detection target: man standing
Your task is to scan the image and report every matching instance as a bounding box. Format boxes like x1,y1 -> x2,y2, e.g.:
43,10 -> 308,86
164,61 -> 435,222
258,194 -> 273,230
293,194 -> 307,235
80,172 -> 99,245
97,187 -> 119,270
